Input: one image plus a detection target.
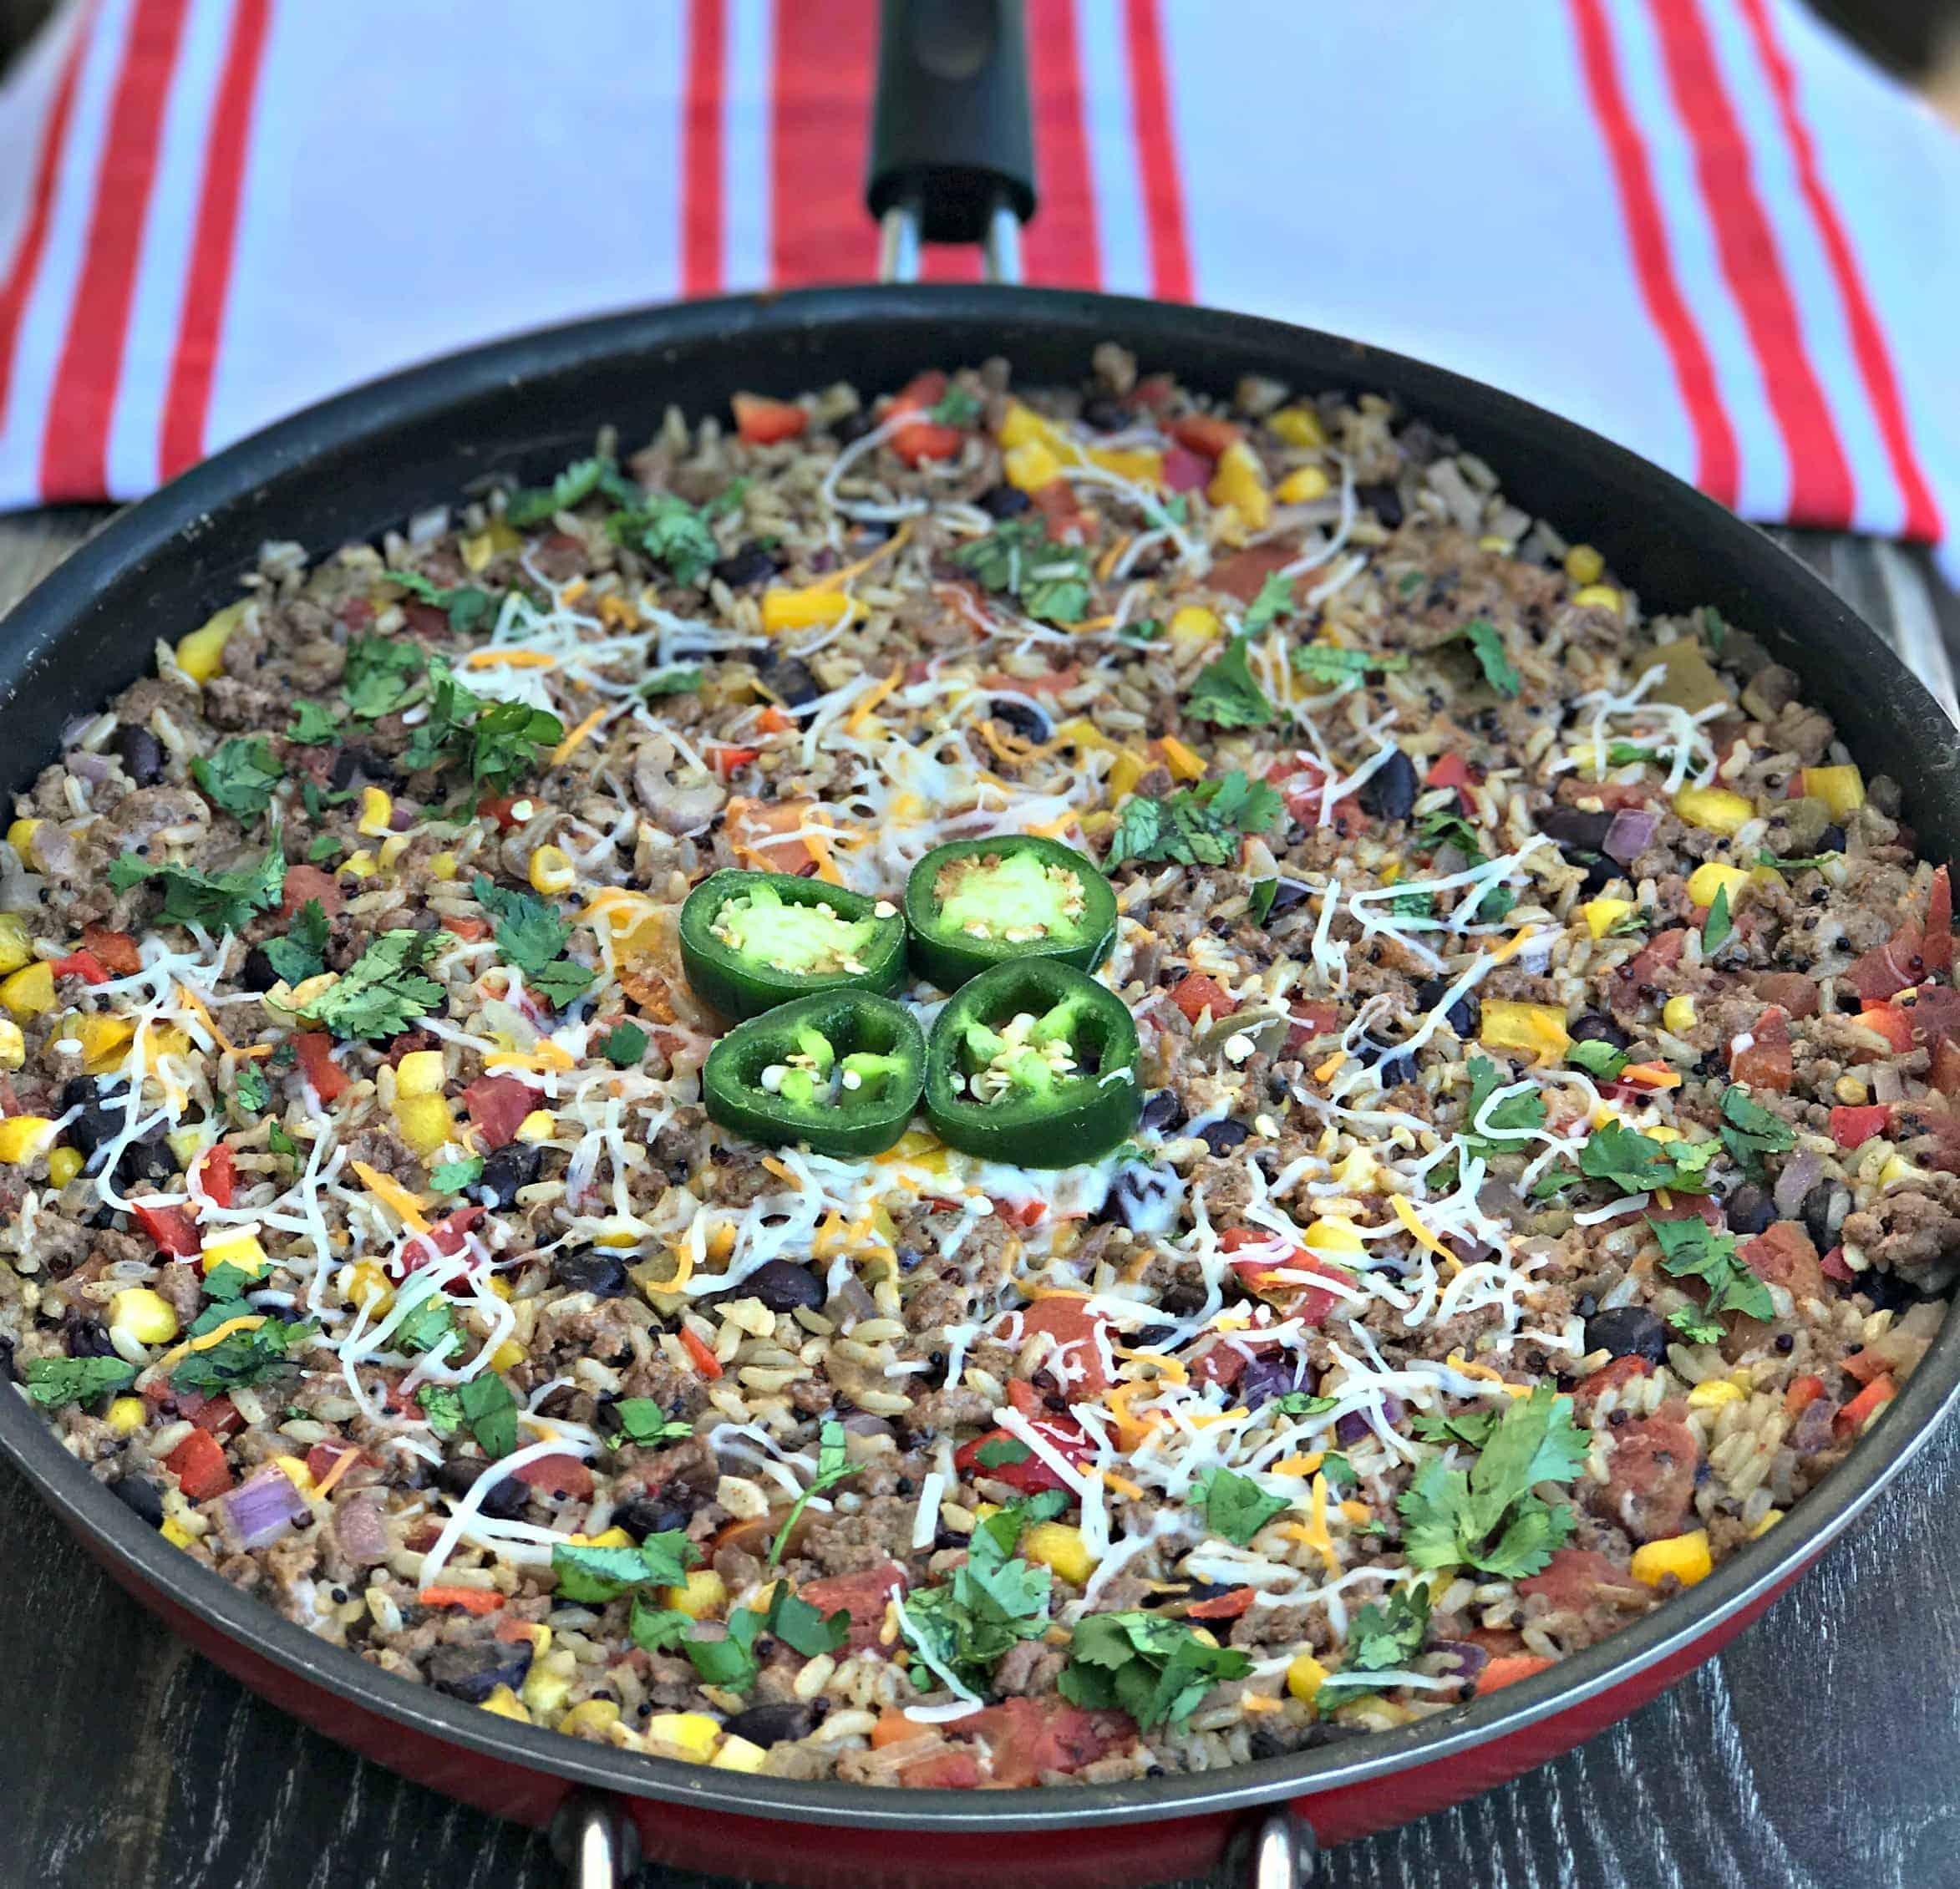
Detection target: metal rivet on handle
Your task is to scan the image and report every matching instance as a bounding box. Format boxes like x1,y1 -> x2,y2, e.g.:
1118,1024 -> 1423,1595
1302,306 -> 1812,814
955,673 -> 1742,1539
549,1792 -> 639,1889
1247,1808 -> 1316,1889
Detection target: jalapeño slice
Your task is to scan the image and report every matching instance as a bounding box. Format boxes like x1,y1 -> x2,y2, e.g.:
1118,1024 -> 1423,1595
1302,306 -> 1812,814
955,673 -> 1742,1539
902,835 -> 1117,990
922,958 -> 1141,1168
703,990 -> 926,1158
680,869 -> 907,1020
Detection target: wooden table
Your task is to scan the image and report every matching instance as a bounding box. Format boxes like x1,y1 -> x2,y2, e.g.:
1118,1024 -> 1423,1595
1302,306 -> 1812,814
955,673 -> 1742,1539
5,511 -> 1958,1889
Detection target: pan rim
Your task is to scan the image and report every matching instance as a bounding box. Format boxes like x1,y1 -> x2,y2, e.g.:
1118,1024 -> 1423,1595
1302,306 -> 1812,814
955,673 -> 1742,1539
3,281 -> 1957,1832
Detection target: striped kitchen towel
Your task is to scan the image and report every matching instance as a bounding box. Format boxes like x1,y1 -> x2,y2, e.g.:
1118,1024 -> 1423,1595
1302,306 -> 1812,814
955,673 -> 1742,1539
0,0 -> 1953,573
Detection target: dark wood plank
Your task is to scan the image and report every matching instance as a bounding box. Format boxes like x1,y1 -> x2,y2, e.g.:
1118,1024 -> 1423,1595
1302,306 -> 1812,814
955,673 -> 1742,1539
5,511 -> 1957,1889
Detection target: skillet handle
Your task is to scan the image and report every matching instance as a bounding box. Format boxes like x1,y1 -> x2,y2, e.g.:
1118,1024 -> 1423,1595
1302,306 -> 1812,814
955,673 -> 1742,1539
1246,1808 -> 1318,1888
868,0 -> 1033,284
550,1792 -> 637,1889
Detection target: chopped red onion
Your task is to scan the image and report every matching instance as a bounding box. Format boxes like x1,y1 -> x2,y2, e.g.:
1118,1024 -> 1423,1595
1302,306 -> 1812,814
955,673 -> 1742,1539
1773,1148 -> 1824,1219
1429,1639 -> 1490,1681
1602,808 -> 1659,866
221,1465 -> 312,1547
1871,1064 -> 1905,1104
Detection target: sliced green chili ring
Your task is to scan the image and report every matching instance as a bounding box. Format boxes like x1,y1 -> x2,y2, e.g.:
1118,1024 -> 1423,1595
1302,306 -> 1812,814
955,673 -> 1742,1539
703,990 -> 926,1158
680,869 -> 907,1020
902,835 -> 1117,991
922,958 -> 1141,1168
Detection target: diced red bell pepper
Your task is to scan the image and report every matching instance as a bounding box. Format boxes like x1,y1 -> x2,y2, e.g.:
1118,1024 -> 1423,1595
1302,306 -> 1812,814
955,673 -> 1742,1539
731,392 -> 809,444
1015,1294 -> 1112,1395
1857,1003 -> 1914,1054
1782,1374 -> 1827,1416
131,1201 -> 201,1257
79,925 -> 142,976
1168,413 -> 1243,460
1477,1654 -> 1557,1694
1424,754 -> 1479,811
1846,865 -> 1952,1001
680,1326 -> 723,1379
711,744 -> 761,778
513,1453 -> 595,1502
954,1414 -> 1094,1496
165,1429 -> 233,1501
886,370 -> 965,465
278,862 -> 344,922
959,1697 -> 1130,1787
1220,1226 -> 1346,1325
1168,972 -> 1237,1025
1028,478 -> 1096,545
1287,998 -> 1341,1052
404,1205 -> 488,1275
461,1074 -> 540,1150
1830,1104 -> 1892,1149
293,1030 -> 349,1103
1729,1006 -> 1792,1093
1186,1586 -> 1257,1621
477,794 -> 522,830
1835,1373 -> 1897,1436
304,1440 -> 362,1485
1573,1355 -> 1652,1403
194,1143 -> 236,1208
51,949 -> 109,986
190,1394 -> 243,1438
1820,1245 -> 1854,1282
1160,444 -> 1211,492
440,915 -> 491,942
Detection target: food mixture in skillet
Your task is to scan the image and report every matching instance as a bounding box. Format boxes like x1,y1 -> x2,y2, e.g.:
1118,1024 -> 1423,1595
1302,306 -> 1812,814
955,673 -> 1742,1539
2,352 -> 1951,1788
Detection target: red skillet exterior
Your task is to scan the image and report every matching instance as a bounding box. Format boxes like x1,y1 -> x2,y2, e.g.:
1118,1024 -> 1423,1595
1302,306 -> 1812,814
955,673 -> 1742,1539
3,286 -> 1959,1881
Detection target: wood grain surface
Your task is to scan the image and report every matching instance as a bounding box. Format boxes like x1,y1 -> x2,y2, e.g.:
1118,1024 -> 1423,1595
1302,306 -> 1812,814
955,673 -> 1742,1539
4,511 -> 1957,1889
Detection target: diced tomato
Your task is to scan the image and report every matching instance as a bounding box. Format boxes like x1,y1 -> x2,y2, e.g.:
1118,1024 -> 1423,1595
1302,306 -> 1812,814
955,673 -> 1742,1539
131,1201 -> 201,1257
800,1561 -> 909,1653
1847,865 -> 1952,1001
1749,971 -> 1820,1019
885,371 -> 964,465
1424,754 -> 1479,811
420,1585 -> 505,1614
338,597 -> 376,632
1820,1245 -> 1854,1282
954,1415 -> 1094,1497
1014,1295 -> 1112,1395
977,667 -> 1081,697
1835,1373 -> 1897,1436
1517,1548 -> 1640,1606
78,925 -> 142,975
754,704 -> 794,735
993,1197 -> 1045,1229
1620,927 -> 1688,993
1220,1226 -> 1346,1325
1572,1355 -> 1652,1404
1028,478 -> 1097,546
278,863 -> 344,922
1169,414 -> 1243,460
1782,1374 -> 1827,1417
305,1440 -> 362,1485
680,1326 -> 723,1379
1160,444 -> 1211,493
401,600 -> 449,640
1264,755 -> 1365,836
512,1454 -> 595,1502
711,744 -> 761,778
1186,1586 -> 1257,1621
1729,1006 -> 1793,1093
1477,1654 -> 1557,1695
51,949 -> 109,985
1168,972 -> 1237,1025
165,1429 -> 233,1501
403,1206 -> 486,1273
962,1697 -> 1130,1787
190,1394 -> 243,1438
896,1749 -> 987,1790
1857,1003 -> 1914,1054
1287,998 -> 1341,1052
477,793 -> 522,830
1830,1104 -> 1892,1149
293,1031 -> 349,1103
731,392 -> 809,444
1648,1193 -> 1724,1231
1739,1221 -> 1825,1302
440,915 -> 491,942
1841,1348 -> 1890,1385
194,1144 -> 236,1208
461,1074 -> 540,1150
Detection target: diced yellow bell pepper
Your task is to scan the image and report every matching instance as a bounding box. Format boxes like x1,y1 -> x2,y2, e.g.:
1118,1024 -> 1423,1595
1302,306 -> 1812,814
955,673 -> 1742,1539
570,1526 -> 637,1550
1157,735 -> 1206,783
1021,1521 -> 1095,1586
460,520 -> 523,571
998,400 -> 1063,453
1086,445 -> 1162,484
489,1338 -> 526,1371
0,1018 -> 22,1070
429,851 -> 458,881
47,1145 -> 83,1189
357,787 -> 393,837
142,1024 -> 193,1069
1276,465 -> 1330,504
5,818 -> 41,867
558,1699 -> 622,1737
1106,749 -> 1149,803
109,1287 -> 180,1346
1582,896 -> 1635,939
394,1049 -> 447,1098
1169,605 -> 1222,650
1,960 -> 55,1018
643,1712 -> 722,1764
1003,439 -> 1062,493
1662,994 -> 1698,1034
1685,861 -> 1749,909
0,1115 -> 56,1164
340,1259 -> 393,1313
709,1734 -> 769,1773
203,1231 -> 270,1280
520,1663 -> 573,1719
1673,784 -> 1755,836
106,1396 -> 147,1435
394,1094 -> 456,1159
0,913 -> 30,974
1629,1528 -> 1712,1588
1286,1653 -> 1330,1705
1268,406 -> 1327,449
1801,765 -> 1865,819
1749,1509 -> 1784,1539
662,1570 -> 728,1619
338,851 -> 377,881
1687,1378 -> 1744,1409
529,844 -> 576,896
480,1685 -> 533,1724
1572,584 -> 1622,614
175,600 -> 249,683
72,1012 -> 136,1073
1207,441 -> 1271,530
762,588 -> 866,635
1480,1000 -> 1572,1061
515,1109 -> 556,1143
1302,1217 -> 1365,1257
1563,545 -> 1606,585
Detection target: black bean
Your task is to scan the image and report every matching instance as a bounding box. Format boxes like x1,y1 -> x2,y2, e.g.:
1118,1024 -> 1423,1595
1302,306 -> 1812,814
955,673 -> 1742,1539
239,947 -> 282,993
978,483 -> 1033,519
758,655 -> 820,708
1539,807 -> 1617,852
739,1257 -> 826,1313
436,1460 -> 529,1520
1817,824 -> 1847,854
1266,880 -> 1310,920
827,410 -> 875,445
1197,1118 -> 1251,1156
988,698 -> 1049,742
110,724 -> 164,786
1140,1089 -> 1186,1135
614,1496 -> 695,1541
550,1248 -> 629,1298
1102,1164 -> 1175,1231
109,1476 -> 166,1527
63,1313 -> 117,1358
1774,1333 -> 1796,1354
1157,1280 -> 1206,1318
1858,1266 -> 1925,1313
1570,1012 -> 1632,1052
1360,1037 -> 1417,1089
428,1638 -> 534,1704
1724,1183 -> 1775,1236
1799,1183 -> 1841,1254
473,1144 -> 537,1212
722,1701 -> 814,1747
1414,975 -> 1479,1037
1247,1729 -> 1287,1762
111,1129 -> 175,1190
1583,1305 -> 1668,1364
712,543 -> 780,589
1358,749 -> 1419,822
329,744 -> 399,792
1355,482 -> 1404,529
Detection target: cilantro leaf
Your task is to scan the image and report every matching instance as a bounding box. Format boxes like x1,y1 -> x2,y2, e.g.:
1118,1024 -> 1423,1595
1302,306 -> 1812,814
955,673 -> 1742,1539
1668,1303 -> 1726,1345
1459,617 -> 1521,697
109,836 -> 286,936
1247,878 -> 1279,926
1579,1120 -> 1714,1196
1185,633 -> 1275,729
1105,769 -> 1284,868
430,1156 -> 484,1193
472,876 -> 594,1008
1242,570 -> 1295,635
232,1063 -> 271,1114
200,1261 -> 259,1303
637,667 -> 704,699
1318,1587 -> 1431,1698
607,1398 -> 693,1449
1459,1056 -> 1547,1160
192,737 -> 282,820
170,1315 -> 313,1394
768,1420 -> 855,1568
1196,1467 -> 1289,1546
899,1511 -> 1054,1695
454,1373 -> 519,1458
287,701 -> 342,744
1417,805 -> 1487,866
1758,849 -> 1835,872
764,1585 -> 851,1658
598,1022 -> 647,1067
399,658 -> 562,790
267,1122 -> 297,1158
1645,1213 -> 1775,1323
297,929 -> 443,1040
1606,741 -> 1667,766
388,568 -> 497,634
23,1356 -> 137,1407
1701,883 -> 1734,956
976,1435 -> 1032,1469
1058,1612 -> 1252,1726
1566,1038 -> 1629,1080
342,635 -> 428,720
1719,1086 -> 1795,1177
1292,643 -> 1410,688
262,897 -> 330,988
392,1295 -> 458,1357
505,454 -> 637,528
416,1384 -> 463,1438
928,385 -> 983,427
552,1532 -> 698,1603
1269,1391 -> 1338,1418
951,518 -> 1093,625
608,492 -> 719,587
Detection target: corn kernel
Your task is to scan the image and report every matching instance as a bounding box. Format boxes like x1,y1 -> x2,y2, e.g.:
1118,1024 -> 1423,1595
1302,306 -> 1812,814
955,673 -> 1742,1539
1629,1528 -> 1713,1588
1563,544 -> 1606,585
1106,749 -> 1149,804
357,787 -> 393,837
0,1115 -> 56,1164
160,1517 -> 195,1549
1207,440 -> 1271,530
480,1684 -> 533,1724
1,960 -> 56,1018
1663,995 -> 1698,1035
378,833 -> 413,873
1646,1124 -> 1683,1144
515,1109 -> 556,1143
557,1699 -> 622,1737
761,588 -> 866,635
1572,584 -> 1622,613
570,1526 -> 637,1550
1477,534 -> 1512,555
486,1275 -> 514,1300
47,1145 -> 83,1189
429,851 -> 459,881
1801,764 -> 1865,819
1275,464 -> 1330,504
1157,735 -> 1206,783
520,1665 -> 573,1719
1302,1217 -> 1366,1257
529,845 -> 576,896
1286,1653 -> 1331,1706
273,1455 -> 315,1494
104,1395 -> 148,1435
1673,784 -> 1756,836
175,600 -> 248,682
0,913 -> 30,973
394,1049 -> 447,1098
487,1339 -> 524,1372
661,1570 -> 728,1620
1003,438 -> 1062,493
109,1287 -> 180,1346
642,1712 -> 722,1764
394,1094 -> 455,1159
1685,861 -> 1749,909
1268,405 -> 1327,449
1582,897 -> 1634,940
1835,1074 -> 1870,1106
1021,1521 -> 1095,1586
339,851 -> 377,881
1168,604 -> 1222,648
1688,1378 -> 1746,1410
709,1734 -> 769,1773
0,1019 -> 23,1070
202,1231 -> 270,1280
6,817 -> 43,865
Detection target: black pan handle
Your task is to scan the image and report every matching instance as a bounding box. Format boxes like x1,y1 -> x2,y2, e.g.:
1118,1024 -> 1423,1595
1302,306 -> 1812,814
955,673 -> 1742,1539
867,0 -> 1034,284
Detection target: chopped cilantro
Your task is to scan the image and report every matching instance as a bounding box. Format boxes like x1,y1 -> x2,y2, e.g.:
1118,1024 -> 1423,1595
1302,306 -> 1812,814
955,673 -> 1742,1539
418,1374 -> 519,1458
768,1420 -> 855,1568
262,897 -> 330,987
415,1384 -> 462,1438
1247,878 -> 1279,926
552,1531 -> 698,1603
170,1314 -> 313,1394
1058,1612 -> 1252,1726
392,1295 -> 458,1358
1758,849 -> 1835,872
608,492 -> 719,587
430,1156 -> 484,1192
307,835 -> 343,865
287,701 -> 342,744
900,1518 -> 1054,1696
1459,617 -> 1521,697
1196,1467 -> 1289,1546
597,1021 -> 648,1067
1242,570 -> 1295,634
1579,1120 -> 1715,1195
635,1582 -> 847,1696
297,929 -> 443,1040
201,1261 -> 259,1302
1105,770 -> 1284,868
1317,1587 -> 1430,1697
607,1398 -> 693,1450
1269,1391 -> 1338,1419
1668,1302 -> 1726,1345
1318,1452 -> 1358,1495
637,667 -> 704,699
1185,632 -> 1275,729
342,635 -> 428,720
109,835 -> 286,935
1459,1056 -> 1548,1160
192,737 -> 282,820
388,568 -> 497,634
927,384 -> 983,427
1645,1212 -> 1775,1323
1702,882 -> 1734,956
1566,1038 -> 1629,1080
505,454 -> 637,528
1719,1086 -> 1795,1177
1390,889 -> 1435,921
1605,741 -> 1667,766
231,1063 -> 271,1115
1292,643 -> 1410,688
471,876 -> 594,1008
23,1356 -> 137,1408
951,517 -> 1094,624
267,1121 -> 297,1157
